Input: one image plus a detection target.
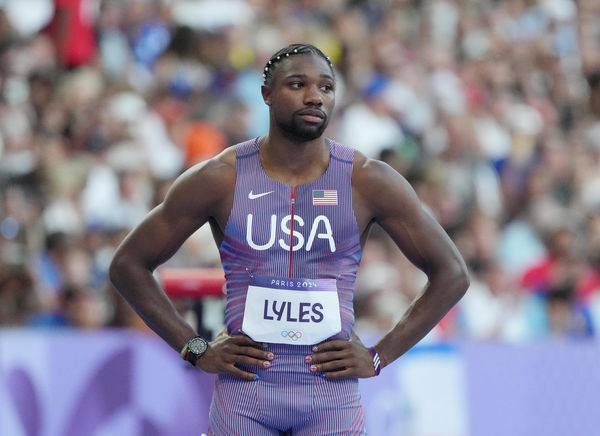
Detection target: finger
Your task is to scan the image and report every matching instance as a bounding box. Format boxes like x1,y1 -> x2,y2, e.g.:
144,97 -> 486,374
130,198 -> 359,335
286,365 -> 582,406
312,340 -> 350,352
235,345 -> 276,361
231,335 -> 265,349
226,364 -> 261,381
234,354 -> 273,368
322,368 -> 355,379
307,350 -> 349,364
310,359 -> 348,373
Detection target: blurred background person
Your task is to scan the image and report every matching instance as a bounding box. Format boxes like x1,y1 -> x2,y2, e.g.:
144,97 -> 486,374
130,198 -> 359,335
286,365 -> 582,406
0,0 -> 598,342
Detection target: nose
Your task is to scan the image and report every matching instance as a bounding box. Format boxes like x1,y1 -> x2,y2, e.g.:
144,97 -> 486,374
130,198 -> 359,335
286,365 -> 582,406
303,84 -> 323,106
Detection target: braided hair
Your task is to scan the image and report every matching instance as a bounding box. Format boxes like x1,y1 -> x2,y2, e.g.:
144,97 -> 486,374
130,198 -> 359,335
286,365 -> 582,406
262,43 -> 334,86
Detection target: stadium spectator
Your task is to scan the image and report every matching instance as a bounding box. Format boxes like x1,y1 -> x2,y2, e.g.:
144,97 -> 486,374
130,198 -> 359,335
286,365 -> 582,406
0,0 -> 599,342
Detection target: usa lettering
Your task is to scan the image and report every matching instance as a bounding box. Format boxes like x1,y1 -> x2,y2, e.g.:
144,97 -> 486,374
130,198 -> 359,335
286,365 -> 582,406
246,214 -> 336,252
263,299 -> 324,323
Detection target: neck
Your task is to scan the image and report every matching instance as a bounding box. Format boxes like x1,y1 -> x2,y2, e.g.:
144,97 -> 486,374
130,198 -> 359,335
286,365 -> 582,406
260,129 -> 329,185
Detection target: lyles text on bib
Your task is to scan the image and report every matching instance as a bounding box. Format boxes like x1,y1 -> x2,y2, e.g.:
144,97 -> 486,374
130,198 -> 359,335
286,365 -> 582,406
242,276 -> 341,345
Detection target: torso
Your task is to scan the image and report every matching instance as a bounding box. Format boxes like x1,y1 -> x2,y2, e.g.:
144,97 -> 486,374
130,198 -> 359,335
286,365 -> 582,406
216,138 -> 364,339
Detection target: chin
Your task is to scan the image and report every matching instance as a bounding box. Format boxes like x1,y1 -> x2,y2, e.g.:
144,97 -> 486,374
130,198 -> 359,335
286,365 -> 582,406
277,118 -> 328,141
297,130 -> 323,141
292,124 -> 327,141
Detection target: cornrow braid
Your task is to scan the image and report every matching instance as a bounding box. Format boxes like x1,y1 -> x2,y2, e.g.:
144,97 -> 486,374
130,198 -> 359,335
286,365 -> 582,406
262,43 -> 334,85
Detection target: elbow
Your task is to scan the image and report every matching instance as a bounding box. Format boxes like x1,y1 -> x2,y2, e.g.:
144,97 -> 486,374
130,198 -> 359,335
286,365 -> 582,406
109,250 -> 155,288
427,259 -> 470,301
432,258 -> 469,301
109,250 -> 132,288
451,262 -> 470,300
108,253 -> 124,287
457,269 -> 470,297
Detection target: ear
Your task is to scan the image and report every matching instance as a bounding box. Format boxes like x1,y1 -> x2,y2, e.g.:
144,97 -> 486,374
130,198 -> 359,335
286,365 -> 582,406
261,85 -> 271,106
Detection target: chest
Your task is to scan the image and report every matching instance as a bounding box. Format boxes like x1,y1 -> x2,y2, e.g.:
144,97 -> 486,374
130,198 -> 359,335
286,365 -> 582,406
232,185 -> 351,253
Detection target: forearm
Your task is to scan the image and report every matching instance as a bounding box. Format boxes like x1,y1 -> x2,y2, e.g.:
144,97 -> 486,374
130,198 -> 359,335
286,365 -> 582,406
374,269 -> 468,368
109,255 -> 197,352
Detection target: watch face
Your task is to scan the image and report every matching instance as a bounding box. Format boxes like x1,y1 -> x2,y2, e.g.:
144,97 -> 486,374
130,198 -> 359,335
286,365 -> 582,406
189,337 -> 207,355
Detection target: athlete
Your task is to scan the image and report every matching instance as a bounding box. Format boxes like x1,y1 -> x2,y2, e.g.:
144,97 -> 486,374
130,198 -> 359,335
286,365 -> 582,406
109,43 -> 469,435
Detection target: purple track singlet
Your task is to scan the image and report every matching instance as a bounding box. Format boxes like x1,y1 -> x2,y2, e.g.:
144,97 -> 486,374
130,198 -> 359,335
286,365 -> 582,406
209,138 -> 366,435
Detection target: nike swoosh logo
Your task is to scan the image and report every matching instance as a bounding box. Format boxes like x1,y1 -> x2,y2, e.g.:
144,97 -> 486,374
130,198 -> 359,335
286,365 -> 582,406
248,190 -> 274,199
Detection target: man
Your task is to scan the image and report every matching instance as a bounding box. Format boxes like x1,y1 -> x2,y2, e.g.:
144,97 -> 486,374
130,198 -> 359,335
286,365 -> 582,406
110,43 -> 469,435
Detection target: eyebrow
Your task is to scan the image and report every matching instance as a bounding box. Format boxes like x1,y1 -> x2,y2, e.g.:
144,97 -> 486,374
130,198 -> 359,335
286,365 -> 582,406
284,73 -> 335,81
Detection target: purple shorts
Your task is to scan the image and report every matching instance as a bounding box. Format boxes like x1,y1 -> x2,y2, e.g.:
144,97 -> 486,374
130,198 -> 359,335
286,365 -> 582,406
208,343 -> 366,435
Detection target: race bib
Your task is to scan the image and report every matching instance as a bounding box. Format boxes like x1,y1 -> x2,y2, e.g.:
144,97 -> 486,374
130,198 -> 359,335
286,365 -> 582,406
242,276 -> 341,345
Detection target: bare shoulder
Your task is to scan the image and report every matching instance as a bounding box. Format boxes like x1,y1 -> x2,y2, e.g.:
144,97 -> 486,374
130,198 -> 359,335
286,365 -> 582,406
162,146 -> 237,218
171,146 -> 236,193
352,150 -> 419,219
181,146 -> 236,184
352,151 -> 399,186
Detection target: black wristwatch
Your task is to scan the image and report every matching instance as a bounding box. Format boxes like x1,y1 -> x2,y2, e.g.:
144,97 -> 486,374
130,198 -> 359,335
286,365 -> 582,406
181,336 -> 209,366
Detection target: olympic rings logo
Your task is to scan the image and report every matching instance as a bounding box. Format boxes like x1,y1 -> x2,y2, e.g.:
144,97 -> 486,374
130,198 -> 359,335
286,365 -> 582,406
281,330 -> 303,341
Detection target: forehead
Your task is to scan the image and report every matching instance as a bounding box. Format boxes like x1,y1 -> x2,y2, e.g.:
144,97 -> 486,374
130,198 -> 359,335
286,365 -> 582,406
272,53 -> 334,82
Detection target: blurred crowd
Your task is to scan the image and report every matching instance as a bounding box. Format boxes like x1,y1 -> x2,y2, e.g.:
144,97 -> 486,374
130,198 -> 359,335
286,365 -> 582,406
1,0 -> 600,342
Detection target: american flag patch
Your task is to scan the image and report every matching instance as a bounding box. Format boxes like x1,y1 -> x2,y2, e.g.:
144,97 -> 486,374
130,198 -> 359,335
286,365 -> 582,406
312,190 -> 338,205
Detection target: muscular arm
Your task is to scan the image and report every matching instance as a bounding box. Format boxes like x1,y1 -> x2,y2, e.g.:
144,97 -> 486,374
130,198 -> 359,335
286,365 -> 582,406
355,157 -> 469,367
109,156 -> 233,352
110,152 -> 273,380
307,155 -> 469,378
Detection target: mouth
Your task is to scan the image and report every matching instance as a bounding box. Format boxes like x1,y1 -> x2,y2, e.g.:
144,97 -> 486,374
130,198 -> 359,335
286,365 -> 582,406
297,109 -> 325,123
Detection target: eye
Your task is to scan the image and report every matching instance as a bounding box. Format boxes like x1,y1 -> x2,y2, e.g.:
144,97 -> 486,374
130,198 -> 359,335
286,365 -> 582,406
320,83 -> 334,93
289,81 -> 303,89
